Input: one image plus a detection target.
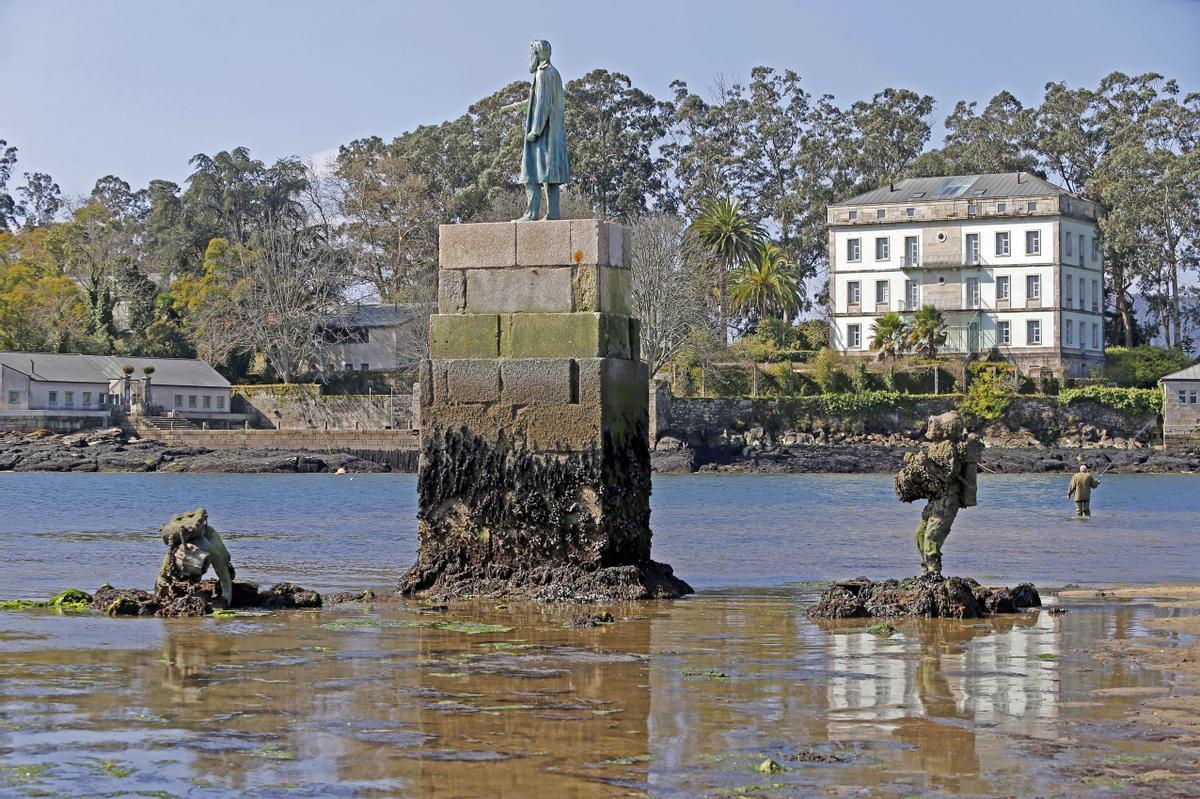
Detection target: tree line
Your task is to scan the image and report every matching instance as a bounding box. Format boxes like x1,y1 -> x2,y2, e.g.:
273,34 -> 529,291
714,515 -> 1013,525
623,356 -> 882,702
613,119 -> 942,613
0,67 -> 1196,383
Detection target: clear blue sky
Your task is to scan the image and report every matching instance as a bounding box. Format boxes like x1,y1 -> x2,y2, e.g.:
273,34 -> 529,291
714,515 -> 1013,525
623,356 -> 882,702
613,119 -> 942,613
2,0 -> 1197,198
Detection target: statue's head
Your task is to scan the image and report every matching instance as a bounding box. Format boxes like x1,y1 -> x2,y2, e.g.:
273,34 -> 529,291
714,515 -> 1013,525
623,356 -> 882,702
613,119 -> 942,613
529,39 -> 551,72
925,411 -> 964,442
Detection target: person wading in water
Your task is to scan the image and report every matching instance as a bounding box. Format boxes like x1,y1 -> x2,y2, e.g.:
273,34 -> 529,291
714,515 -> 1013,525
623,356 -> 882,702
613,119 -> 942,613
1067,464 -> 1101,518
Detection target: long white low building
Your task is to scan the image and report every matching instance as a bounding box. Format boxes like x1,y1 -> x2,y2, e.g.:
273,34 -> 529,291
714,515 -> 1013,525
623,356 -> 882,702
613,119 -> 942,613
0,352 -> 232,431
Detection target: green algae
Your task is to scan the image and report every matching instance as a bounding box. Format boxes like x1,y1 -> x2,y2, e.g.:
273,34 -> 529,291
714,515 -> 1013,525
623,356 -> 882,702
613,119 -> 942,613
755,758 -> 785,773
318,617 -> 513,635
866,623 -> 896,637
0,762 -> 52,783
249,744 -> 294,760
210,609 -> 271,618
50,589 -> 91,606
682,667 -> 729,680
0,599 -> 49,610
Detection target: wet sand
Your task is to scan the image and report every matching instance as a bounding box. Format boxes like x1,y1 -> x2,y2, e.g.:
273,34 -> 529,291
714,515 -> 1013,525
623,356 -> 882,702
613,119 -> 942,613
3,585 -> 1200,797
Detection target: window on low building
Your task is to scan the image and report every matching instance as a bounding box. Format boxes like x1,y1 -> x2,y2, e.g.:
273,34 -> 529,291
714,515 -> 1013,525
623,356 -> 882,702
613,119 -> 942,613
847,281 -> 861,306
1027,320 -> 1042,345
1027,274 -> 1041,300
360,363 -> 370,371
7,390 -> 18,404
175,394 -> 183,407
48,391 -> 57,404
875,237 -> 890,260
997,320 -> 1011,345
848,324 -> 862,348
1180,390 -> 1188,405
217,396 -> 226,410
996,275 -> 1010,301
64,391 -> 74,406
1065,320 -> 1073,345
83,391 -> 91,405
1026,230 -> 1040,255
188,395 -> 197,408
203,395 -> 211,409
995,231 -> 1010,256
1191,391 -> 1198,405
876,209 -> 885,220
875,280 -> 889,305
847,238 -> 861,262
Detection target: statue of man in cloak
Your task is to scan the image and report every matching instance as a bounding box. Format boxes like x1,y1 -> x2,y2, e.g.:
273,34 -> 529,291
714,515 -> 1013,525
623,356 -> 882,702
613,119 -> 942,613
501,39 -> 568,221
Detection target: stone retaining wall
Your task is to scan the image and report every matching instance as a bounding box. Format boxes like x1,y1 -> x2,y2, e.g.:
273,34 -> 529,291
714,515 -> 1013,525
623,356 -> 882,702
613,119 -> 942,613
142,428 -> 420,452
232,384 -> 414,430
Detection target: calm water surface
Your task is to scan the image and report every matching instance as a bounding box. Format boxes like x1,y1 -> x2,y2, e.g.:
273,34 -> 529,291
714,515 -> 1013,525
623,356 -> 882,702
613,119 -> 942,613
1,472 -> 1198,797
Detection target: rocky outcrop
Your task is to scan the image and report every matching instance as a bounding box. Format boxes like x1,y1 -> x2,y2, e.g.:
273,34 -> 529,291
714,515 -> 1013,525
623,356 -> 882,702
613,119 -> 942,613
93,579 -> 322,617
0,428 -> 390,473
806,574 -> 1042,620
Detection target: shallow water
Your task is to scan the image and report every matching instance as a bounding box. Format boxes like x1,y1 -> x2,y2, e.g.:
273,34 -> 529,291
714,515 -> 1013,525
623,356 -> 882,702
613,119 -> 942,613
1,472 -> 1199,797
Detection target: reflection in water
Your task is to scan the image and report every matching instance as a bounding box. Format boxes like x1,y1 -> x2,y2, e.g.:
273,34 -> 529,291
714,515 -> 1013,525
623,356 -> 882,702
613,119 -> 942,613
0,591 -> 1193,798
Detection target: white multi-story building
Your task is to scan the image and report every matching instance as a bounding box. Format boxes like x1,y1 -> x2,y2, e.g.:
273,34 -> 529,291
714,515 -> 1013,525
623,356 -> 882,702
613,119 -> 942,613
827,173 -> 1105,378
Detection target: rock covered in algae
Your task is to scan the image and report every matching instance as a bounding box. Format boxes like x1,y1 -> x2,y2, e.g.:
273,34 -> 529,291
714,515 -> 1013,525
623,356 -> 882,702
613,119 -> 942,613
94,579 -> 322,617
806,574 -> 1041,620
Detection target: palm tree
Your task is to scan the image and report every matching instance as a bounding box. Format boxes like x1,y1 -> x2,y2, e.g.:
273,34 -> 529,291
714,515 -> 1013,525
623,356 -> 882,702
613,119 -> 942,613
690,197 -> 765,340
870,312 -> 909,361
729,243 -> 802,322
907,305 -> 948,359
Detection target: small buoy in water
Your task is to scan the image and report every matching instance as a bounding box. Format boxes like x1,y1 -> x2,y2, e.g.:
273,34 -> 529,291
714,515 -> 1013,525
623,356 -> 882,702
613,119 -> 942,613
335,467 -> 347,476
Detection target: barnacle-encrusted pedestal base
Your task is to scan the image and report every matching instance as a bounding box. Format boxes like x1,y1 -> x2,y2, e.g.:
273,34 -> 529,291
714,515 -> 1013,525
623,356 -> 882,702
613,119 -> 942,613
400,221 -> 691,602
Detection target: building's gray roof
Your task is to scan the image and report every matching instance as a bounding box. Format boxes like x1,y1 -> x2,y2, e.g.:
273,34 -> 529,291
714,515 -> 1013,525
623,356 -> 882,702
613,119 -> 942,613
832,172 -> 1077,207
1162,363 -> 1200,381
0,352 -> 230,388
334,303 -> 424,328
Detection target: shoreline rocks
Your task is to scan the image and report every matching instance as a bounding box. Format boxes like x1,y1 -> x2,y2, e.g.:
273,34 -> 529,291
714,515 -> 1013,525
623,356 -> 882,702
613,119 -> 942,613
806,574 -> 1042,620
93,579 -> 322,617
0,428 -> 390,474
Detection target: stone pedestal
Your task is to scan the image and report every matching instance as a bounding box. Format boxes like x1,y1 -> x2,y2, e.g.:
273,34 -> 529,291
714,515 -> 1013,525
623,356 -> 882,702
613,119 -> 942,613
400,220 -> 691,601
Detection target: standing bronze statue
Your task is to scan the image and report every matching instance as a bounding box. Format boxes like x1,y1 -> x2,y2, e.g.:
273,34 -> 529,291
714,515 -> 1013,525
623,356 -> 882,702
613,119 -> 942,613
895,411 -> 984,575
1067,464 -> 1101,517
501,39 -> 568,220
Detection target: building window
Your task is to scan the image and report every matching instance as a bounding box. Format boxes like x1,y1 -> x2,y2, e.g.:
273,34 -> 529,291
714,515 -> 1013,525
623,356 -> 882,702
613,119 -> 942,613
83,391 -> 91,405
203,395 -> 212,409
1027,201 -> 1037,212
1191,391 -> 1198,404
875,237 -> 889,260
998,202 -> 1007,213
1065,275 -> 1073,306
1092,280 -> 1099,312
966,277 -> 980,308
847,238 -> 861,262
996,231 -> 1010,257
905,279 -> 918,310
1078,234 -> 1085,265
188,395 -> 197,408
1092,238 -> 1100,262
48,390 -> 57,405
997,275 -> 1010,301
1078,277 -> 1085,310
64,391 -> 74,407
1065,233 -> 1072,256
848,324 -> 862,348
360,363 -> 370,371
875,280 -> 889,305
1092,323 -> 1099,349
1027,320 -> 1042,345
904,235 -> 918,266
997,320 -> 1011,345
1181,391 -> 1189,404
7,390 -> 18,404
217,396 -> 226,410
848,210 -> 857,221
1065,320 -> 1074,345
1027,274 -> 1041,300
905,207 -> 914,218
968,202 -> 978,215
876,209 -> 885,220
175,394 -> 183,407
847,281 -> 861,306
1026,230 -> 1040,255
1065,200 -> 1072,212
966,233 -> 980,264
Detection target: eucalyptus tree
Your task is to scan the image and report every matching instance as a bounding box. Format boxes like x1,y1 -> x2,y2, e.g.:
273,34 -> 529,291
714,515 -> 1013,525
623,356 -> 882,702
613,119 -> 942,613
17,172 -> 62,229
0,140 -> 17,231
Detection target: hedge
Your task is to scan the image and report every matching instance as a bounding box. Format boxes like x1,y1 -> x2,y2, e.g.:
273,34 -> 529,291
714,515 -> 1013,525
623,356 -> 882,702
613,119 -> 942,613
1058,385 -> 1162,416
